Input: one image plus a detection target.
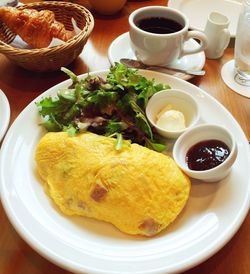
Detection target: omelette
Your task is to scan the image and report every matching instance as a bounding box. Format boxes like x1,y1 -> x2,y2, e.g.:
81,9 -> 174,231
35,132 -> 190,236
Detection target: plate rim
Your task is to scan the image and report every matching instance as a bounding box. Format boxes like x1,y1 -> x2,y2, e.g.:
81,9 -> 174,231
1,69 -> 250,274
0,89 -> 10,142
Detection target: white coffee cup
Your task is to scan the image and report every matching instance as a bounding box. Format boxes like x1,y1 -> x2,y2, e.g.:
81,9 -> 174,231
129,6 -> 208,66
204,11 -> 230,59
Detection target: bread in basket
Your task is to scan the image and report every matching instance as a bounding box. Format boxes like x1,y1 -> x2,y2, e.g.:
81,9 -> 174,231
0,1 -> 94,72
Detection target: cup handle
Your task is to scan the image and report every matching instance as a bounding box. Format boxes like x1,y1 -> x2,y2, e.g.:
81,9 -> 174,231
180,31 -> 208,57
217,29 -> 230,53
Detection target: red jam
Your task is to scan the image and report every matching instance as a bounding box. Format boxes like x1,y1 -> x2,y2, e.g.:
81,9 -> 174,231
186,139 -> 230,171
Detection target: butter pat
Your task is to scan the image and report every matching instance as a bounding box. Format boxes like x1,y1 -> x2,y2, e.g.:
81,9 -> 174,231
156,105 -> 186,131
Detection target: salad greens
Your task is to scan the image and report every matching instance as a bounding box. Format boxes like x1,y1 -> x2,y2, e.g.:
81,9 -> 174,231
36,63 -> 170,152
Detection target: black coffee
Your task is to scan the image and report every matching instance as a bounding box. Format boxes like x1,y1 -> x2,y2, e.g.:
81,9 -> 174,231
136,17 -> 183,34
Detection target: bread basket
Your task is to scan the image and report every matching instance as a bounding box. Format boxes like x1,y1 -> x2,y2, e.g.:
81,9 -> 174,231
0,1 -> 94,72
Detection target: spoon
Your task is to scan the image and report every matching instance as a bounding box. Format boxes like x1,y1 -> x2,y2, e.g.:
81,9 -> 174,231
120,58 -> 206,76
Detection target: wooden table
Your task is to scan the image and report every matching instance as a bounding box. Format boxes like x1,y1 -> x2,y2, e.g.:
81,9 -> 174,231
0,1 -> 249,274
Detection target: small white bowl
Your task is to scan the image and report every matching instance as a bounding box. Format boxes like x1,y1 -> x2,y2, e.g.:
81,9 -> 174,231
146,89 -> 200,138
173,124 -> 238,182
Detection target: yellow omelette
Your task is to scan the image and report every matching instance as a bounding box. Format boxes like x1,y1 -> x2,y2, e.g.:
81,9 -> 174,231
35,132 -> 190,236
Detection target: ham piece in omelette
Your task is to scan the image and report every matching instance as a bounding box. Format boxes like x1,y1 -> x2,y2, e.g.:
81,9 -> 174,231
35,132 -> 190,236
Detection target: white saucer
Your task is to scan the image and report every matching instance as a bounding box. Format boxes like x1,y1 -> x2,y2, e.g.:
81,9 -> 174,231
108,32 -> 206,81
168,0 -> 242,37
0,89 -> 10,142
221,60 -> 250,98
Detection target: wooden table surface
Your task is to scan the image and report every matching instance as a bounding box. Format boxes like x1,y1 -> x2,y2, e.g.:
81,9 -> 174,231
0,0 -> 250,274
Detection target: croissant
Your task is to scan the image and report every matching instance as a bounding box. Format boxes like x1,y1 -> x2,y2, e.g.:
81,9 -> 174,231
0,6 -> 75,48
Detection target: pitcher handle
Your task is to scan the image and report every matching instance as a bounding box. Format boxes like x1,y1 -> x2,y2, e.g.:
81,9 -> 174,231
218,29 -> 230,54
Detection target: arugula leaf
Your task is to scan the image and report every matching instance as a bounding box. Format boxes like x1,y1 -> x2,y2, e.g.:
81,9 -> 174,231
134,112 -> 153,139
40,114 -> 63,132
36,97 -> 71,116
105,120 -> 128,135
115,133 -> 123,150
107,63 -> 147,92
65,124 -> 78,136
86,90 -> 118,108
129,100 -> 153,139
63,104 -> 81,123
57,89 -> 76,103
61,67 -> 79,85
108,132 -> 131,151
145,138 -> 166,152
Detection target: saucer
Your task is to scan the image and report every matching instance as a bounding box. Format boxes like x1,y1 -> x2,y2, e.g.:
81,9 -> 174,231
168,0 -> 242,37
0,89 -> 10,142
108,32 -> 206,81
221,60 -> 250,98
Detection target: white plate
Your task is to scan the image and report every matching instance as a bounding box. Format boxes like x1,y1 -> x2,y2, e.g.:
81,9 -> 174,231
1,70 -> 250,274
168,0 -> 242,37
108,32 -> 206,80
0,89 -> 10,142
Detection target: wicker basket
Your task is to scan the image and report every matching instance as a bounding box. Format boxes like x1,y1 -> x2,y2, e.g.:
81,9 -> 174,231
0,1 -> 94,72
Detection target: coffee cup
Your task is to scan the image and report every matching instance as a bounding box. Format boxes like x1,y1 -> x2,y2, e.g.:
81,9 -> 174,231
129,6 -> 208,66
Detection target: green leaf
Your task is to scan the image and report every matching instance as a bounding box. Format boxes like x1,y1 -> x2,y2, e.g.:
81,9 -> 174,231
36,97 -> 72,117
61,67 -> 79,85
64,124 -> 78,136
36,97 -> 60,114
57,88 -> 76,103
41,114 -> 62,132
87,90 -> 118,106
136,85 -> 153,109
154,83 -> 171,92
116,93 -> 132,115
130,100 -> 153,139
105,120 -> 128,135
145,138 -> 166,152
63,104 -> 80,123
115,132 -> 123,150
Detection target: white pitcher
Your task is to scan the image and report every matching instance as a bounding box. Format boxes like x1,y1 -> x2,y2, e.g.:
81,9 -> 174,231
204,11 -> 231,59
